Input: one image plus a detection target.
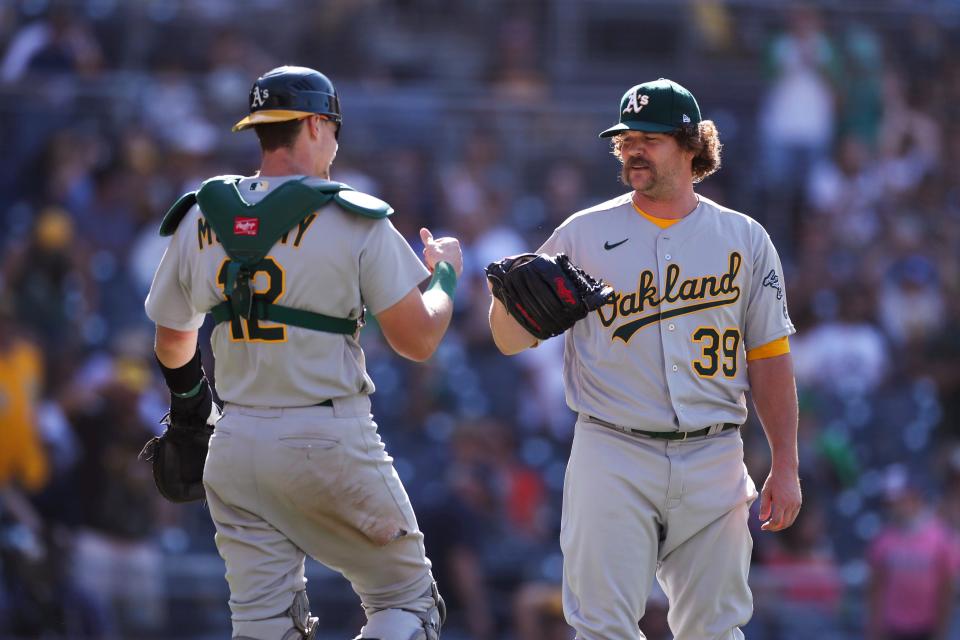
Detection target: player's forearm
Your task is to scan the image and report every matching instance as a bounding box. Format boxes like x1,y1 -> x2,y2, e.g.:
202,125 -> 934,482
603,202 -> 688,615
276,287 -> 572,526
415,288 -> 454,358
747,352 -> 799,471
377,268 -> 456,362
407,261 -> 457,360
488,297 -> 538,355
155,325 -> 200,368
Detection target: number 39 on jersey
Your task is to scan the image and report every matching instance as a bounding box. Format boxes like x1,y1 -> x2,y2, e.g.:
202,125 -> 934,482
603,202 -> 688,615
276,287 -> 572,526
691,326 -> 740,378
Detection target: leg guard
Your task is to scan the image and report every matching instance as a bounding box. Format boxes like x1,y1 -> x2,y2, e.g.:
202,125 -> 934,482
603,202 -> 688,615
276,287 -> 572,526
232,590 -> 318,640
354,583 -> 445,640
287,590 -> 319,640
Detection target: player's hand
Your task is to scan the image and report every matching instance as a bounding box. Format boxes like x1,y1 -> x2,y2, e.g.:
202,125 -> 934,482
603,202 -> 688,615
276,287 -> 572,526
758,466 -> 802,532
420,227 -> 463,277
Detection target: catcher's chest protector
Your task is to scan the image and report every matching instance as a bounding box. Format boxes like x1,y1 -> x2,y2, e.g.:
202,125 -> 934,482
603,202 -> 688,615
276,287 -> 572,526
158,176 -> 392,334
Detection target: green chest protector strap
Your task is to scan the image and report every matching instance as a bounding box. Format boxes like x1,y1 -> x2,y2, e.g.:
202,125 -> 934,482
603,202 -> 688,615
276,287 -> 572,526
160,175 -> 393,335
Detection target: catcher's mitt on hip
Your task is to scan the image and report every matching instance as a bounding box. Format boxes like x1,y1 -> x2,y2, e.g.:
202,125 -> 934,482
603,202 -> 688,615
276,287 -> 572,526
485,253 -> 614,340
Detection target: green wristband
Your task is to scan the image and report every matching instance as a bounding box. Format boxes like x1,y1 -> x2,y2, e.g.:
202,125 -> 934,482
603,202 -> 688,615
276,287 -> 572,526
428,261 -> 458,300
172,380 -> 204,399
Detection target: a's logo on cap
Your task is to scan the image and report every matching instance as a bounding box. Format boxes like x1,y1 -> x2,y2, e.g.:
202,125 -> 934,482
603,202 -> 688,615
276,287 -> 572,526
251,86 -> 270,109
234,217 -> 259,236
622,92 -> 650,115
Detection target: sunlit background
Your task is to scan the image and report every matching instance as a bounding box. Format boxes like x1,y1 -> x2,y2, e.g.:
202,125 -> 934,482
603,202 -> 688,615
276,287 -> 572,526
2,0 -> 960,638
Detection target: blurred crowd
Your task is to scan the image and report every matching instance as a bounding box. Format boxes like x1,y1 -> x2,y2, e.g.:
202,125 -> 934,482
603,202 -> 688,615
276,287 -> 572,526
1,1 -> 960,638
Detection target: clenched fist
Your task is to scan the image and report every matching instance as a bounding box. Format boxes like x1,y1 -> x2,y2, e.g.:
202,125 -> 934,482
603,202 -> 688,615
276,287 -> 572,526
420,227 -> 463,277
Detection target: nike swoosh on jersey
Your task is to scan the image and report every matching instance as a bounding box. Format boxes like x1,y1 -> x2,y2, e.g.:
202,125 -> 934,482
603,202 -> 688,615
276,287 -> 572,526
604,238 -> 629,250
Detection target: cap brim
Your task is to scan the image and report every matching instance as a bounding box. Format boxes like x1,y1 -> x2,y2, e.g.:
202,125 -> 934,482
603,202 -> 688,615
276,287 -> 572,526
599,121 -> 679,138
232,109 -> 315,132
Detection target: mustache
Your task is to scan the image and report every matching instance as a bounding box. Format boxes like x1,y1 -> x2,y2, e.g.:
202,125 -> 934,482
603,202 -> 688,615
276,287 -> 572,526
627,157 -> 652,169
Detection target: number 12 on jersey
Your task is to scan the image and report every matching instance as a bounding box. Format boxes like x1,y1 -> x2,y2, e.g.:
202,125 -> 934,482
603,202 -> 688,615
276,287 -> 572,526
691,327 -> 740,378
216,257 -> 287,342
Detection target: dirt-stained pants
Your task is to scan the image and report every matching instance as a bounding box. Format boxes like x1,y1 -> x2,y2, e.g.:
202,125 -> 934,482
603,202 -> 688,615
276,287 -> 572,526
203,395 -> 436,638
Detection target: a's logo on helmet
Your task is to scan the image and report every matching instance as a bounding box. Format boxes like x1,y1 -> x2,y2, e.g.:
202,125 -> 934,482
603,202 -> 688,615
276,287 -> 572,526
251,86 -> 270,109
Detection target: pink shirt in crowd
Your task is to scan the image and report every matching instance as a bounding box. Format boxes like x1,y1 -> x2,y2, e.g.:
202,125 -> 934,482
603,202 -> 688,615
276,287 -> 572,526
868,514 -> 959,633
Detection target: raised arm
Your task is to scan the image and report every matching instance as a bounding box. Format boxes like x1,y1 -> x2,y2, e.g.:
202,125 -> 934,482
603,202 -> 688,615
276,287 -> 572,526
377,228 -> 461,362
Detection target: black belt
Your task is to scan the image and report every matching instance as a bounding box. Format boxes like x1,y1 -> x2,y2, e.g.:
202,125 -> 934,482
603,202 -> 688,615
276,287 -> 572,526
588,416 -> 739,441
317,399 -> 333,407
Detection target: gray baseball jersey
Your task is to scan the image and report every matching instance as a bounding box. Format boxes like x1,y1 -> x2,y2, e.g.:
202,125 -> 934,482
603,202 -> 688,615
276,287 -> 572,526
539,192 -> 795,432
145,175 -> 430,407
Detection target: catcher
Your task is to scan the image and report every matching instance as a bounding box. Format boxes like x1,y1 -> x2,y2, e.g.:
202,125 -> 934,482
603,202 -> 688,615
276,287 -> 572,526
142,66 -> 457,640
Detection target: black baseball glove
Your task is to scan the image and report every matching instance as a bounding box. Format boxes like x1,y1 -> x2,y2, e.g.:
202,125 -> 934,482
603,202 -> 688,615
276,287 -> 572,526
485,253 -> 614,340
139,379 -> 221,503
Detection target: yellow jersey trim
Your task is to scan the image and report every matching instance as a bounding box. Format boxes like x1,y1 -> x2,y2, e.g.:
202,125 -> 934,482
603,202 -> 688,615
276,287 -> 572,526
632,202 -> 681,229
746,336 -> 790,361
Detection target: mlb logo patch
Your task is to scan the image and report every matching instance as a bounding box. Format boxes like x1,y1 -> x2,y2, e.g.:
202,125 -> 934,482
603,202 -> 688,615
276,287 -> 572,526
234,217 -> 259,236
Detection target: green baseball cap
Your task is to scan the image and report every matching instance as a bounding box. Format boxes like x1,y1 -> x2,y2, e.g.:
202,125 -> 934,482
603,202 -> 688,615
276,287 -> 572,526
599,78 -> 701,138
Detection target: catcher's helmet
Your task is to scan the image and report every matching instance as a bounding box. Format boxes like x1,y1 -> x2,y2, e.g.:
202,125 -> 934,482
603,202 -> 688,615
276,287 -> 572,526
232,66 -> 341,135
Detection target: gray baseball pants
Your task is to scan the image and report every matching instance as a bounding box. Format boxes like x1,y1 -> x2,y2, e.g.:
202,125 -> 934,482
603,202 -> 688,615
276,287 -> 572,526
203,395 -> 436,638
561,417 -> 758,640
